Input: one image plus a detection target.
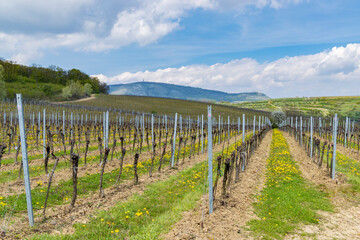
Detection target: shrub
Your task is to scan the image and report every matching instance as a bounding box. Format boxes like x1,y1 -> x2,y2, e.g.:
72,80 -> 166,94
0,64 -> 6,99
62,81 -> 93,100
83,83 -> 93,97
270,110 -> 286,128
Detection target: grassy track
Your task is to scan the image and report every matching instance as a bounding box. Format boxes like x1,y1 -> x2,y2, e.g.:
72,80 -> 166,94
248,129 -> 332,239
332,152 -> 360,192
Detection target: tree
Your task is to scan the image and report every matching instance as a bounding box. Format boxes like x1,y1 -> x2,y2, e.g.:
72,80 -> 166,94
270,110 -> 286,128
83,83 -> 93,97
0,64 -> 6,99
62,81 -> 92,100
62,81 -> 84,100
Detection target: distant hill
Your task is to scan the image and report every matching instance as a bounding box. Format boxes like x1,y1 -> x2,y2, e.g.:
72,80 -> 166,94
109,82 -> 270,102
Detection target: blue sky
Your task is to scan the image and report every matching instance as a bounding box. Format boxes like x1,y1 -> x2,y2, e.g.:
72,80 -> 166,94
1,0 -> 360,98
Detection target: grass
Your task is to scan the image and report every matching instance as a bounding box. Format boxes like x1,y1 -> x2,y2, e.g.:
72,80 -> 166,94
0,135 -> 168,183
0,136 -> 207,216
32,161 -> 207,240
229,96 -> 360,120
302,134 -> 360,193
69,94 -> 268,119
334,152 -> 360,192
248,129 -> 333,239
29,134 -> 247,239
0,130 -> 242,218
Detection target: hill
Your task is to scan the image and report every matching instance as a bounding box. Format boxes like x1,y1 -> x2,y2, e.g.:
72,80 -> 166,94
0,59 -> 108,100
109,82 -> 269,103
229,96 -> 360,120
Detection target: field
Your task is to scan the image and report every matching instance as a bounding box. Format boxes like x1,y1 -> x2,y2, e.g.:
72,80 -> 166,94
67,94 -> 268,118
1,96 -> 360,239
230,96 -> 360,120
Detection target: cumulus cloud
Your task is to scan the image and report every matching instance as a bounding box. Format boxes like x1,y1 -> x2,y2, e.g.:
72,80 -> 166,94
93,44 -> 360,98
0,0 -> 303,63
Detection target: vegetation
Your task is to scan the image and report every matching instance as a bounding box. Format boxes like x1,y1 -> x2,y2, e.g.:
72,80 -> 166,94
230,96 -> 360,120
109,81 -> 270,102
62,81 -> 92,100
0,64 -> 6,99
270,110 -> 286,128
248,130 -> 332,239
0,59 -> 109,100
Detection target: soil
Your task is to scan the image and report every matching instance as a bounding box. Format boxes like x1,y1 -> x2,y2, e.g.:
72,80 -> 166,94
56,94 -> 96,104
0,135 -> 172,197
2,133 -> 243,239
0,145 -> 156,197
162,130 -> 273,240
283,132 -> 360,240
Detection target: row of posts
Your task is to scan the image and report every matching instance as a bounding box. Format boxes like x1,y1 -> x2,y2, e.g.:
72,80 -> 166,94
15,94 -> 271,225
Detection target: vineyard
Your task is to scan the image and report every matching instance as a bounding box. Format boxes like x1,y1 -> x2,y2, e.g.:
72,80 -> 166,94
0,96 -> 360,239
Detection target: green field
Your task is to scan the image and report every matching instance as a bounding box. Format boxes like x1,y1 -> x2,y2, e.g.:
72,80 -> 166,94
67,94 -> 269,118
229,96 -> 360,120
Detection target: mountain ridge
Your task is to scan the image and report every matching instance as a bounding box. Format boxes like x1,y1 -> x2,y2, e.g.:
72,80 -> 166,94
109,82 -> 270,102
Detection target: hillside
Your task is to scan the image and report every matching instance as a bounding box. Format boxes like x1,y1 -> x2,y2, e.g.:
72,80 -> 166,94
71,94 -> 269,118
230,96 -> 360,120
109,82 -> 269,103
0,59 -> 108,100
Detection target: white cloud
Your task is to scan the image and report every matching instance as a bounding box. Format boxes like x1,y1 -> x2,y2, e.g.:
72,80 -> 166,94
93,44 -> 360,98
0,0 -> 304,63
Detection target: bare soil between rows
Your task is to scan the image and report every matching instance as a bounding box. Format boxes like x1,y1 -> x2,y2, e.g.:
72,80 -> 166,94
283,132 -> 360,240
0,145 -> 157,198
2,134 -> 243,239
163,130 -> 273,240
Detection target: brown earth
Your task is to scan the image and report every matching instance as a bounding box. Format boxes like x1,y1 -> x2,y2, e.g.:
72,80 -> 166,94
0,135 -> 173,197
283,132 -> 360,240
162,130 -> 273,240
2,133 -> 244,239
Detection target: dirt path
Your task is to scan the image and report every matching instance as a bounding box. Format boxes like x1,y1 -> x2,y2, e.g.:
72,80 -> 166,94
55,94 -> 96,104
283,132 -> 360,240
163,130 -> 273,240
3,134 -> 243,239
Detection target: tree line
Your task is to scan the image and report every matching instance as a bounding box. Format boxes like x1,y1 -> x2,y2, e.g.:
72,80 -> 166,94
0,59 -> 109,100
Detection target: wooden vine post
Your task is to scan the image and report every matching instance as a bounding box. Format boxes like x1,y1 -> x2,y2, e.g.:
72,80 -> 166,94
99,148 -> 110,198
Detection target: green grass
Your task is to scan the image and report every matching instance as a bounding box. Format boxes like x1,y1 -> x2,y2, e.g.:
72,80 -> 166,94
0,136 -> 166,183
69,94 -> 268,119
302,135 -> 360,193
0,137 -> 205,216
229,96 -> 360,120
29,133 -> 248,239
248,130 -> 333,239
334,152 -> 360,192
0,130 -> 241,217
31,160 -> 207,240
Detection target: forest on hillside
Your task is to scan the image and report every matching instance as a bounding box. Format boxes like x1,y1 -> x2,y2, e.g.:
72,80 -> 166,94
0,59 -> 109,101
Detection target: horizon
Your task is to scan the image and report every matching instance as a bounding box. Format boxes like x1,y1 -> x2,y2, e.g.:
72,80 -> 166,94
1,1 -> 360,98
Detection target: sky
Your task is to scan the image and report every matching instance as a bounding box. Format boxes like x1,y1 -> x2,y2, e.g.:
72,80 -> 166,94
1,0 -> 360,98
